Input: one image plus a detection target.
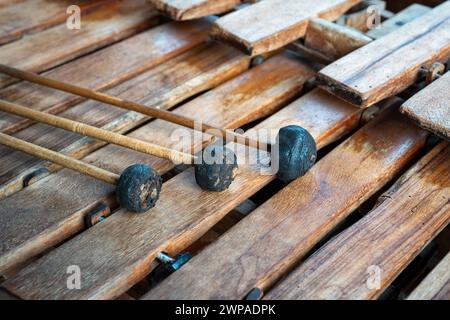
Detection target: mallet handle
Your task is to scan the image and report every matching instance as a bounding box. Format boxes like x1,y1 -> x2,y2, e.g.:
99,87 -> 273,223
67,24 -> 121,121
0,132 -> 119,185
0,64 -> 269,151
0,99 -> 194,164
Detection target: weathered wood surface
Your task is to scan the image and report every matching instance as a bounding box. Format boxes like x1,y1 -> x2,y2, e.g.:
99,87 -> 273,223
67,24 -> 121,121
0,42 -> 248,199
0,83 -> 369,300
210,0 -> 360,56
366,4 -> 431,39
305,18 -> 372,60
143,111 -> 427,300
266,142 -> 449,300
400,71 -> 450,140
0,0 -> 114,45
149,0 -> 241,20
0,0 -> 24,8
407,251 -> 450,300
317,2 -> 450,108
0,20 -> 209,135
0,53 -> 312,282
0,0 -> 159,89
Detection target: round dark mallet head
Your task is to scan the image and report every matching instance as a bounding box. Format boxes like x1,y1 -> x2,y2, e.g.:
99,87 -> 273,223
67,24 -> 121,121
116,164 -> 162,213
273,125 -> 317,182
195,144 -> 238,192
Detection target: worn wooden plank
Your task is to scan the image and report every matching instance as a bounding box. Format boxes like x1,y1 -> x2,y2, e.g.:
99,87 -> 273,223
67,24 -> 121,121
210,0 -> 360,56
266,142 -> 449,300
407,251 -> 450,300
0,85 -> 369,300
0,19 -> 210,135
317,2 -> 450,108
0,42 -> 248,199
143,111 -> 427,300
400,71 -> 450,140
305,18 -> 372,60
149,0 -> 241,20
0,0 -> 159,89
0,0 -> 115,45
0,53 -> 311,281
367,4 -> 431,39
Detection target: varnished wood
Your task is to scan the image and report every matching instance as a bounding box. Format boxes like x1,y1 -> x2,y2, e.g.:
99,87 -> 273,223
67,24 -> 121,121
366,4 -> 431,39
407,252 -> 450,300
400,71 -> 450,140
210,0 -> 360,56
0,132 -> 119,185
143,111 -> 427,300
0,54 -> 312,280
317,2 -> 450,108
0,0 -> 114,45
0,64 -> 266,151
0,19 -> 211,135
149,0 -> 241,20
0,43 -> 249,199
0,0 -> 159,89
265,142 -> 449,300
0,99 -> 193,164
305,18 -> 372,60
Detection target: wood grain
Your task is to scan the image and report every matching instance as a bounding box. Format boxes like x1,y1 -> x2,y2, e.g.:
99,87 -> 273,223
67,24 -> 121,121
407,251 -> 450,300
143,111 -> 427,300
149,0 -> 241,20
266,142 -> 449,300
317,1 -> 450,108
0,42 -> 249,199
400,71 -> 450,140
0,0 -> 159,89
0,85 -> 367,300
210,0 -> 360,56
305,18 -> 371,60
0,19 -> 210,135
0,0 -> 114,45
366,4 -> 431,40
0,53 -> 312,282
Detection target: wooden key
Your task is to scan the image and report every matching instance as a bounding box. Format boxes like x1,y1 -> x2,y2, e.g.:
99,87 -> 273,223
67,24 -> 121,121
148,0 -> 241,20
317,1 -> 450,108
400,71 -> 450,140
0,132 -> 162,213
265,142 -> 449,300
210,0 -> 360,56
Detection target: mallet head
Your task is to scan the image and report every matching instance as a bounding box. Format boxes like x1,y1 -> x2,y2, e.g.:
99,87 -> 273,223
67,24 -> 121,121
274,125 -> 317,182
195,144 -> 238,192
116,164 -> 162,213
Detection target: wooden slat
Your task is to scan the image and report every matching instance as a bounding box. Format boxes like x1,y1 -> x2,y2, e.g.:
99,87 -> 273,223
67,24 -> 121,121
0,0 -> 159,89
0,83 -> 369,300
210,0 -> 360,56
149,0 -> 241,20
400,71 -> 450,140
143,110 -> 427,300
0,19 -> 210,135
407,251 -> 450,300
0,42 -> 248,199
265,142 -> 449,300
0,53 -> 312,282
0,0 -> 114,45
305,18 -> 372,60
317,2 -> 450,108
366,4 -> 431,40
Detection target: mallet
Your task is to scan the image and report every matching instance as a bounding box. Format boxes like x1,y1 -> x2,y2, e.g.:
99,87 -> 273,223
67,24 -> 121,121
0,65 -> 317,184
0,99 -> 238,192
0,132 -> 161,213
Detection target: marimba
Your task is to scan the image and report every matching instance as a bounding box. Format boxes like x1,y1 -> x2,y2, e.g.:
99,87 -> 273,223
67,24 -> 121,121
0,0 -> 448,300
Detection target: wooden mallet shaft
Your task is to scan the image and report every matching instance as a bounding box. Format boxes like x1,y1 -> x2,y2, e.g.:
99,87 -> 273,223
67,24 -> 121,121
0,99 -> 195,164
0,132 -> 119,185
0,64 -> 269,151
0,132 -> 163,213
